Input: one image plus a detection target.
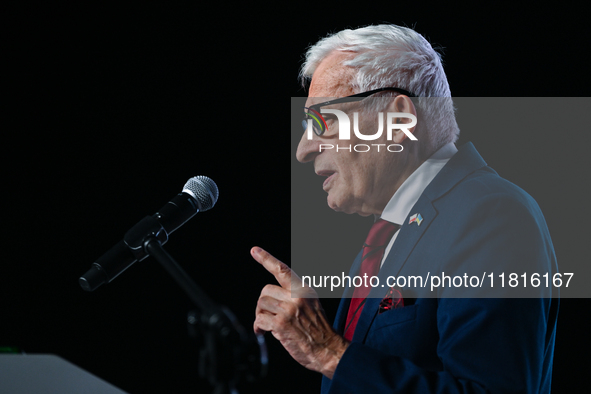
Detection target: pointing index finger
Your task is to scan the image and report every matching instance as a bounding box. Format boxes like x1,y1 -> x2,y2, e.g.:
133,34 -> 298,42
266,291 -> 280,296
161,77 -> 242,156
251,246 -> 300,290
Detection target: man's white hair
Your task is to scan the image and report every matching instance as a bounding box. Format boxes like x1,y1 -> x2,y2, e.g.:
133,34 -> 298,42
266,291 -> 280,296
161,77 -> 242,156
300,24 -> 460,153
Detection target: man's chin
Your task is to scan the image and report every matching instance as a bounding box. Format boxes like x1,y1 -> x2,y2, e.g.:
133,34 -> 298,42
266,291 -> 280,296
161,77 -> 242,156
327,199 -> 342,212
327,194 -> 373,217
327,194 -> 343,213
327,195 -> 356,215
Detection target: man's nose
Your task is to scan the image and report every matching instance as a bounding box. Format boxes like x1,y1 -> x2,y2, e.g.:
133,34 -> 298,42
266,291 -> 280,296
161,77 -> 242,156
296,131 -> 321,163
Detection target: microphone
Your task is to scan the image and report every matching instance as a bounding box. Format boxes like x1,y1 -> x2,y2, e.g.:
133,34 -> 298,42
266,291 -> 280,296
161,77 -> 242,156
79,176 -> 219,292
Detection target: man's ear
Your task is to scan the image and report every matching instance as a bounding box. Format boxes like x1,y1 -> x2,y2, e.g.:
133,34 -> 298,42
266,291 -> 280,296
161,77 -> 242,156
386,95 -> 417,144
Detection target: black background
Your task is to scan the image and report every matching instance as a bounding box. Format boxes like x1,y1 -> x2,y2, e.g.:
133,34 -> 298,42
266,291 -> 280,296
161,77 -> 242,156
3,3 -> 590,393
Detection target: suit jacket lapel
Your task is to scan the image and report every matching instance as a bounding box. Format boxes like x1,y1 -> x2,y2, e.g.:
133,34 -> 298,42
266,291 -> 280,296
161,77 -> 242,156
350,142 -> 488,343
378,201 -> 438,289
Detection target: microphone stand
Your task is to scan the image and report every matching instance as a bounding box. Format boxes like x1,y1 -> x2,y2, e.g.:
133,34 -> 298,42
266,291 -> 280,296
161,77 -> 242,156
122,216 -> 267,394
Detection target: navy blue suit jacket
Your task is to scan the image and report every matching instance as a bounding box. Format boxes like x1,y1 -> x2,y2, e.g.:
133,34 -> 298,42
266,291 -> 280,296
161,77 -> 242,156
321,143 -> 559,393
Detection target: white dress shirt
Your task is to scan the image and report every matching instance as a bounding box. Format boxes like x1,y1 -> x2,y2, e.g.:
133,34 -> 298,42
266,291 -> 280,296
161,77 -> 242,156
379,142 -> 458,268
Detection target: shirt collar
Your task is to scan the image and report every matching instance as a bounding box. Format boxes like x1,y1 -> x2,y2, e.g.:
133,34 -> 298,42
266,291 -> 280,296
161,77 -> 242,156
380,142 -> 458,225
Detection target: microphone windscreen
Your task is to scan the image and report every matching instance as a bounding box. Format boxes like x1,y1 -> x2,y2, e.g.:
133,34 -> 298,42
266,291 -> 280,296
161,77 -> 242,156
183,176 -> 219,212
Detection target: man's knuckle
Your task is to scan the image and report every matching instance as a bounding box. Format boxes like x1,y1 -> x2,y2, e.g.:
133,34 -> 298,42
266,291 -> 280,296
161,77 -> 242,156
256,297 -> 266,309
261,284 -> 275,295
278,263 -> 291,276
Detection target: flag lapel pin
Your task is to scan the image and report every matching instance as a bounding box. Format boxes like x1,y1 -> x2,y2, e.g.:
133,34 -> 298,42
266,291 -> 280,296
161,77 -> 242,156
409,213 -> 423,226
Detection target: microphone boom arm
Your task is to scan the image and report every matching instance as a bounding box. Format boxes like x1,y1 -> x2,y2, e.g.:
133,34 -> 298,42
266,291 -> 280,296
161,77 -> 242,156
143,236 -> 267,393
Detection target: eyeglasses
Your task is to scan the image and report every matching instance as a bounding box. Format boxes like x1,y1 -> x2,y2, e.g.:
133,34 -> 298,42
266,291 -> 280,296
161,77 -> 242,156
302,87 -> 416,136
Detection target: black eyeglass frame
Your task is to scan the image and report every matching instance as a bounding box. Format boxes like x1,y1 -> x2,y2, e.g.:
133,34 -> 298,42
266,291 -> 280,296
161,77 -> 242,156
303,87 -> 416,136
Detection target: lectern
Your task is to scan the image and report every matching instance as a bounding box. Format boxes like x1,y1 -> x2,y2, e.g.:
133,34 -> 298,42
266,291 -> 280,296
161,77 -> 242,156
0,354 -> 127,394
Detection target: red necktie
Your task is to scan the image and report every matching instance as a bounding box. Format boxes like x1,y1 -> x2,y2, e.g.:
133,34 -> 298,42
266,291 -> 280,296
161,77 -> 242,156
344,219 -> 399,341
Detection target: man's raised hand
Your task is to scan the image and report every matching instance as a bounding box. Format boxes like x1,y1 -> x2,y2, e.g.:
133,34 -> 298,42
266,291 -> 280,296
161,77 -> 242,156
251,246 -> 348,379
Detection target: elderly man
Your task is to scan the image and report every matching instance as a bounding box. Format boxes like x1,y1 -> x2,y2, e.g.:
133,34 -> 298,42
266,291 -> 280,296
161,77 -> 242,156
252,24 -> 558,393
